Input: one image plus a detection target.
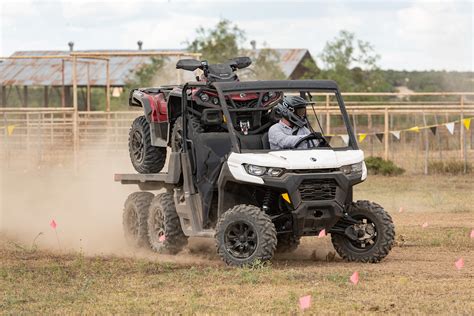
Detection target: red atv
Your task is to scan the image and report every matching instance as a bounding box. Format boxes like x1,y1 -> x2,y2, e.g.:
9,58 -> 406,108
128,57 -> 280,173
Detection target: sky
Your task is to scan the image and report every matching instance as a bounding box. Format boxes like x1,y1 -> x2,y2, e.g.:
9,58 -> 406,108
0,0 -> 472,71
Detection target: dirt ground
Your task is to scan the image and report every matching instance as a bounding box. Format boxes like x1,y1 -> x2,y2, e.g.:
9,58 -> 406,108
0,159 -> 473,313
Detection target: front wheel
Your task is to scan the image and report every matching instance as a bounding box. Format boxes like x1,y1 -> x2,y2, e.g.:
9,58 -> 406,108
331,200 -> 395,263
215,205 -> 277,266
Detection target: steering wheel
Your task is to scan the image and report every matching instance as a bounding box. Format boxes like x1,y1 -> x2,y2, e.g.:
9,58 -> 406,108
294,132 -> 330,148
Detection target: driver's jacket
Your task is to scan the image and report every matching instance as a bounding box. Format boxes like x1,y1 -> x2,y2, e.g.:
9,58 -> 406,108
268,120 -> 318,150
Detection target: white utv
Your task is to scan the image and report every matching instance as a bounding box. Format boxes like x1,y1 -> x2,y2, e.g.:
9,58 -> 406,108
117,71 -> 395,266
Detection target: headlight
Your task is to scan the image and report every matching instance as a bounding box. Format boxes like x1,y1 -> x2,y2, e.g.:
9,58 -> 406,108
212,97 -> 219,105
200,93 -> 209,102
267,167 -> 285,177
244,164 -> 285,177
340,162 -> 363,176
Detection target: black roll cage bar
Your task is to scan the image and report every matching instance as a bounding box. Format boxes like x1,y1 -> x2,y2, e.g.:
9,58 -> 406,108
180,80 -> 359,154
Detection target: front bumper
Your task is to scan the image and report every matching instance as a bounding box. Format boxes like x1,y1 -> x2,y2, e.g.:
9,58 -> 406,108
262,171 -> 363,236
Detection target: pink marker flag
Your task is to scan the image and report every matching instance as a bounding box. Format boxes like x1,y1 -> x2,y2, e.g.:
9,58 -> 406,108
422,222 -> 428,228
398,207 -> 404,213
159,234 -> 166,242
299,295 -> 311,311
470,230 -> 474,238
455,258 -> 464,270
350,271 -> 359,285
50,219 -> 57,229
318,229 -> 326,238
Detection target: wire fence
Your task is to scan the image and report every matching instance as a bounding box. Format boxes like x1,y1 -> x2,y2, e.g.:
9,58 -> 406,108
1,92 -> 473,174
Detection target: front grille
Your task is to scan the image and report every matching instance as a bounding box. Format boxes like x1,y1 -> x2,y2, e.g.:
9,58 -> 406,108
291,168 -> 339,174
299,179 -> 337,201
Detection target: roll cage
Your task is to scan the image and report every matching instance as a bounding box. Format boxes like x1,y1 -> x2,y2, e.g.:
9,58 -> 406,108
180,80 -> 358,154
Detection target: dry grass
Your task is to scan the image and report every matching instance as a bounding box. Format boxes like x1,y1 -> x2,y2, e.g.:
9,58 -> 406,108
1,175 -> 473,314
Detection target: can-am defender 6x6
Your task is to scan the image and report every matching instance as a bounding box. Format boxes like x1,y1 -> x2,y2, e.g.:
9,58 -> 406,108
118,57 -> 395,266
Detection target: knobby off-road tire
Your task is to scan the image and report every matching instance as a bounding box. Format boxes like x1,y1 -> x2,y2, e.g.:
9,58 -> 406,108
171,116 -> 204,152
331,200 -> 395,263
128,115 -> 166,174
147,193 -> 188,254
123,192 -> 154,248
215,205 -> 277,267
275,234 -> 301,253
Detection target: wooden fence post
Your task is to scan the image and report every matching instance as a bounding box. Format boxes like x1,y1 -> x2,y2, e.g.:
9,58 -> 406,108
325,94 -> 330,134
72,55 -> 79,171
422,113 -> 429,175
460,95 -> 467,173
384,107 -> 389,160
106,59 -> 111,112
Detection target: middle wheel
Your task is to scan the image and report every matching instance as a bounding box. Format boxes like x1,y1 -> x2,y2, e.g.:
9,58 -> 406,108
215,204 -> 277,266
147,193 -> 188,254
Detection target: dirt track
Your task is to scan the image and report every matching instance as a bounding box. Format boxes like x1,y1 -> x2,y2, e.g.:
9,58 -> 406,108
1,161 -> 473,313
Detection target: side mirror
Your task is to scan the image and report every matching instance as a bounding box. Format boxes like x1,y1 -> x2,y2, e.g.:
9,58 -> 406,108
176,59 -> 202,71
229,57 -> 252,69
201,108 -> 223,126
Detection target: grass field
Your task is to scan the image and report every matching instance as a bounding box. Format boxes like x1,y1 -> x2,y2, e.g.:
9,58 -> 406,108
1,175 -> 473,314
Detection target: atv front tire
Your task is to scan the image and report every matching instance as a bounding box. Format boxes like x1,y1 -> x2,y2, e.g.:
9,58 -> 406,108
147,193 -> 188,254
123,192 -> 154,248
215,205 -> 277,266
331,200 -> 395,263
128,115 -> 166,174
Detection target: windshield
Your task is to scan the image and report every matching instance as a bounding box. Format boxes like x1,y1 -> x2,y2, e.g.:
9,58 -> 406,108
218,88 -> 357,152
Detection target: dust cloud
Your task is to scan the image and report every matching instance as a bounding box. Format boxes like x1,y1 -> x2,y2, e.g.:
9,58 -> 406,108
1,151 -> 139,255
0,149 -> 332,264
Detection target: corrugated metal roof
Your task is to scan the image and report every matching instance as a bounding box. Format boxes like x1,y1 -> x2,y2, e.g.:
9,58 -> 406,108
270,49 -> 310,77
0,49 -> 312,86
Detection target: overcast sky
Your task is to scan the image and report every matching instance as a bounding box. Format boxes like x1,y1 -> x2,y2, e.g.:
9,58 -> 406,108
0,0 -> 472,71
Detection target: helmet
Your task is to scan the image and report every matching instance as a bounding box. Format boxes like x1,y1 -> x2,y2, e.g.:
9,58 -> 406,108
275,96 -> 309,128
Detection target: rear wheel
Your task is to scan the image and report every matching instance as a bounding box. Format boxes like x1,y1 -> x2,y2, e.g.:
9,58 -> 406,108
123,192 -> 154,248
147,193 -> 188,254
331,200 -> 395,263
171,115 -> 203,152
128,115 -> 166,174
215,205 -> 277,266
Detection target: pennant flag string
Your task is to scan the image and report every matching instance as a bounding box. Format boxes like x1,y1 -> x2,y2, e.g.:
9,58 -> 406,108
463,118 -> 471,130
375,133 -> 384,142
445,122 -> 455,135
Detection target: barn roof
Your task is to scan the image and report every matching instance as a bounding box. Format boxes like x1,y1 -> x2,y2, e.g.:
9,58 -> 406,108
0,49 -> 313,86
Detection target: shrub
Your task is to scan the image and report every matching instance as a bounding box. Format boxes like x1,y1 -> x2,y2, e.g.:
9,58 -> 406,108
365,156 -> 405,176
428,160 -> 471,175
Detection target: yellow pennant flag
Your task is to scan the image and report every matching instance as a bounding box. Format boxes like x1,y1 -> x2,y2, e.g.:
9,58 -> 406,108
408,126 -> 420,133
358,133 -> 367,143
463,118 -> 471,130
7,125 -> 16,136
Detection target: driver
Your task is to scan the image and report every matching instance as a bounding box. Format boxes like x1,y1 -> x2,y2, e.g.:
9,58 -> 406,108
268,96 -> 319,150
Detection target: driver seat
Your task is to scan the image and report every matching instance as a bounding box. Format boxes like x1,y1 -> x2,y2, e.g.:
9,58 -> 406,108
261,132 -> 270,149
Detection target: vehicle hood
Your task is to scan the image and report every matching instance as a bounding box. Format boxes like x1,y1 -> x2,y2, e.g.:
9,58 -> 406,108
228,149 -> 364,170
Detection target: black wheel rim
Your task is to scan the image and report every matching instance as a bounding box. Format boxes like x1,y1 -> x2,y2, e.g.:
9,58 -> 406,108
344,215 -> 378,252
131,130 -> 145,163
224,221 -> 258,259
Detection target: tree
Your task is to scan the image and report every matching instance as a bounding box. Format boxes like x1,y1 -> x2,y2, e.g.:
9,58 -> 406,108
187,19 -> 244,64
188,19 -> 285,79
319,30 -> 391,92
